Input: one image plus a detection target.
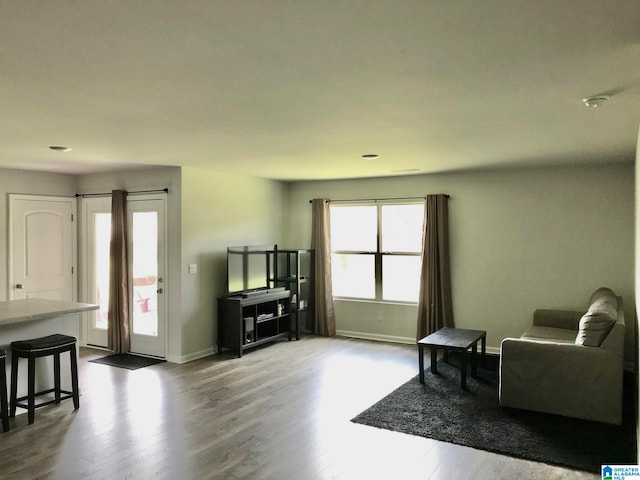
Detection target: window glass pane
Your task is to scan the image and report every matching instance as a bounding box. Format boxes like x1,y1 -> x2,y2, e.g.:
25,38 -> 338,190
382,255 -> 421,302
131,211 -> 158,336
330,205 -> 377,251
331,254 -> 375,299
381,204 -> 424,253
94,213 -> 111,330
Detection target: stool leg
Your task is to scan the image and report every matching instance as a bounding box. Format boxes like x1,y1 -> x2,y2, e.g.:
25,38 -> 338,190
54,352 -> 61,404
9,353 -> 18,418
0,357 -> 8,432
27,357 -> 35,425
69,346 -> 79,410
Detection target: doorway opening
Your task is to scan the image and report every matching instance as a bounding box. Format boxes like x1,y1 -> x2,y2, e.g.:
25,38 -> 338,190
82,194 -> 167,358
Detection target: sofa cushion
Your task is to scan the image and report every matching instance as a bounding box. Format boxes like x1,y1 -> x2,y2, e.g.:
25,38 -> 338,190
576,287 -> 617,347
522,326 -> 578,344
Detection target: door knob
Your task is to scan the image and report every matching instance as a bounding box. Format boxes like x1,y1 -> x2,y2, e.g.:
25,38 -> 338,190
157,288 -> 163,294
15,284 -> 23,289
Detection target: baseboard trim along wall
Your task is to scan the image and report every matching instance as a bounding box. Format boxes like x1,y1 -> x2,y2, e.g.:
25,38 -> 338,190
168,346 -> 216,364
173,340 -> 631,368
336,330 -> 502,355
336,330 -> 415,345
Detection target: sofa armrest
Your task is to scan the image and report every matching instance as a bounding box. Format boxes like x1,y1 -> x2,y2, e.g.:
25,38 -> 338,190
532,309 -> 584,330
499,337 -> 623,424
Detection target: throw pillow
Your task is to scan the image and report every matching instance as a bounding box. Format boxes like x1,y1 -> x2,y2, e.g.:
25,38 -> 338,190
575,312 -> 616,346
576,288 -> 617,347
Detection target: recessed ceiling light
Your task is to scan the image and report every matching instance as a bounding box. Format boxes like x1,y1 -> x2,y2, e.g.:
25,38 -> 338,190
49,145 -> 72,152
362,154 -> 379,159
582,96 -> 609,108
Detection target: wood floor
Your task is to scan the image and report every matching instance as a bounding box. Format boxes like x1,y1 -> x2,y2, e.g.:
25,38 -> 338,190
0,336 -> 599,480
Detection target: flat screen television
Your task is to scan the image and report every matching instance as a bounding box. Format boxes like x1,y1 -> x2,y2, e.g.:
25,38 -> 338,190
226,245 -> 274,296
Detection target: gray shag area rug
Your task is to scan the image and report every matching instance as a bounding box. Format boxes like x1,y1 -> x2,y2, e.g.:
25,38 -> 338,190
351,355 -> 635,473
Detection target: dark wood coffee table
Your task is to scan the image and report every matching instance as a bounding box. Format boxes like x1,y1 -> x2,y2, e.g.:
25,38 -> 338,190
418,327 -> 486,389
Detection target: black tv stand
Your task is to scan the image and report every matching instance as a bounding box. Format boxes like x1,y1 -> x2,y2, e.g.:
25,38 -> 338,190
218,289 -> 291,357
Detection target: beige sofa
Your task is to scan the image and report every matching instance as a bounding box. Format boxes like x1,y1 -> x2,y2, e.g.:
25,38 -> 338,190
499,288 -> 624,424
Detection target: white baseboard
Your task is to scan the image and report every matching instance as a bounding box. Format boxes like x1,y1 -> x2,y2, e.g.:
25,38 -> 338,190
485,346 -> 500,356
336,330 -> 414,345
166,346 -> 216,364
336,330 -> 501,356
81,342 -> 110,351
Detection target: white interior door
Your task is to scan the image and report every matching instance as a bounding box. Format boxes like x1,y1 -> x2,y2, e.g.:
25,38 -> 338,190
128,196 -> 167,358
9,195 -> 76,301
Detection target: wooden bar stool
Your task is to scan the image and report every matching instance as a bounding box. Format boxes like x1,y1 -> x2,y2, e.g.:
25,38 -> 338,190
0,350 -> 9,432
9,334 -> 79,425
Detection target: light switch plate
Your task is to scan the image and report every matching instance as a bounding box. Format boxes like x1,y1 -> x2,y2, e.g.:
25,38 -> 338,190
188,263 -> 198,275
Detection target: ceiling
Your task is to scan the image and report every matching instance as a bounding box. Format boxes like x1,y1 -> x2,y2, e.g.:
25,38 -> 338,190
1,1 -> 638,181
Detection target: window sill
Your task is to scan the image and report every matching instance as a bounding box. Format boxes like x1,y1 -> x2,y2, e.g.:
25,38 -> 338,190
333,297 -> 418,307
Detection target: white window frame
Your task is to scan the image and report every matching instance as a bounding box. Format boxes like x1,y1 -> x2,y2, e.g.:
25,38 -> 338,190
330,200 -> 424,304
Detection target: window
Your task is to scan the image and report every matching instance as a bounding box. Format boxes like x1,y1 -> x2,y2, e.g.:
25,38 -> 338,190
330,202 -> 424,303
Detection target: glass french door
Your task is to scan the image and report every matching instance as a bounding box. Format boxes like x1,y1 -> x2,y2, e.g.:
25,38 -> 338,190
82,195 -> 167,358
127,196 -> 166,357
83,197 -> 111,347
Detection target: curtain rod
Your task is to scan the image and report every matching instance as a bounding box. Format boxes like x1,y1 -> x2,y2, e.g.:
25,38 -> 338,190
308,194 -> 449,203
75,188 -> 169,198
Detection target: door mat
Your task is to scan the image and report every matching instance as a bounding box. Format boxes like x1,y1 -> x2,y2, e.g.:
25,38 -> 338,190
351,356 -> 636,473
89,353 -> 165,370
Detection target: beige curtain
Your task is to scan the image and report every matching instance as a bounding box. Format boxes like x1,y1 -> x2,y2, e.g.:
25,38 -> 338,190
311,199 -> 336,336
108,190 -> 130,353
416,194 -> 454,340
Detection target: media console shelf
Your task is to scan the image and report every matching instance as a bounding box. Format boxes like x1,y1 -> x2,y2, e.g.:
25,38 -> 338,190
268,248 -> 315,339
217,289 -> 291,357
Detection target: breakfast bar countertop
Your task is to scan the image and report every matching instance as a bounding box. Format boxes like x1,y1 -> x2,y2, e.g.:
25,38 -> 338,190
0,298 -> 99,326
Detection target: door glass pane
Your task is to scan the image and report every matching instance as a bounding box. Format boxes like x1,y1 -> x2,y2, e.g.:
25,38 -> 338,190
382,255 -> 421,302
94,213 -> 111,330
330,206 -> 377,251
331,254 -> 375,299
381,204 -> 424,253
132,211 -> 158,336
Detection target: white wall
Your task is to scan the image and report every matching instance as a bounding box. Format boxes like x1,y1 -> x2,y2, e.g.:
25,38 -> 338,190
0,168 -> 78,301
180,167 -> 287,362
77,167 -> 182,359
286,163 -> 635,360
